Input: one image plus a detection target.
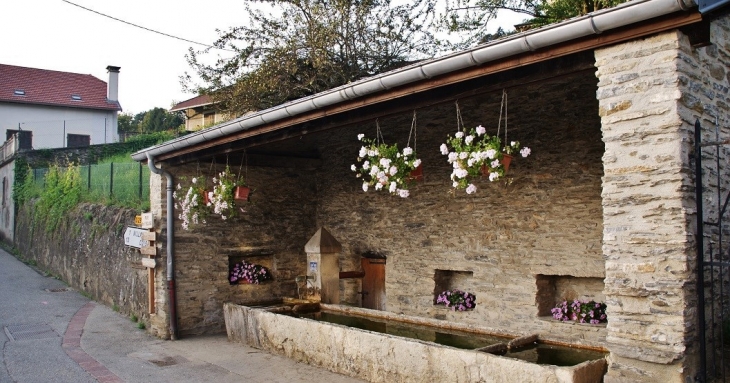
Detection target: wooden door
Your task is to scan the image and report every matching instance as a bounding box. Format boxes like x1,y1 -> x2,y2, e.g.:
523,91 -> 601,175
361,257 -> 386,310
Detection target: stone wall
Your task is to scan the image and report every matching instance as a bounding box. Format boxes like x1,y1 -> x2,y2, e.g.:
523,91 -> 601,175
148,162 -> 318,336
594,15 -> 730,382
311,70 -> 608,347
149,65 -> 610,345
0,160 -> 14,243
14,202 -> 150,321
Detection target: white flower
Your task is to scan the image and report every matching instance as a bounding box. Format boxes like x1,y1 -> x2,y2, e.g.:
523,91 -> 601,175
459,152 -> 468,160
454,168 -> 468,179
465,135 -> 474,144
398,189 -> 410,198
221,215 -> 227,220
192,177 -> 197,184
362,183 -> 369,192
370,165 -> 379,176
368,149 -> 379,157
403,147 -> 413,156
440,144 -> 449,155
389,182 -> 397,193
511,141 -> 516,147
491,159 -> 500,168
466,184 -> 477,194
379,158 -> 391,168
476,125 -> 486,135
447,152 -> 458,163
363,161 -> 370,170
359,146 -> 367,158
413,159 -> 421,168
389,166 -> 398,175
520,147 -> 531,157
176,183 -> 182,190
375,182 -> 384,190
453,181 -> 459,188
486,149 -> 497,159
377,171 -> 386,181
467,158 -> 475,167
357,133 -> 365,141
455,131 -> 464,138
489,172 -> 499,181
351,164 -> 357,172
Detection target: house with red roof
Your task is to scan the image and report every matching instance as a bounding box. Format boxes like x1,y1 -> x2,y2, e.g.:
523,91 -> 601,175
0,64 -> 122,149
170,94 -> 229,132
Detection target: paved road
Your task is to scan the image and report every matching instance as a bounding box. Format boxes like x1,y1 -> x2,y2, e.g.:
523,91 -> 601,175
0,249 -> 364,383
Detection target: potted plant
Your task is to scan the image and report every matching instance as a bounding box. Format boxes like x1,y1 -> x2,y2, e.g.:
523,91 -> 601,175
440,125 -> 503,194
173,177 -> 209,231
435,289 -> 477,311
351,133 -> 422,198
500,140 -> 532,173
229,260 -> 273,285
551,299 -> 607,324
208,165 -> 247,220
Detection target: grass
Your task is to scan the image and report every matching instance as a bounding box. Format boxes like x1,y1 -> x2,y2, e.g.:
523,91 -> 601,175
112,304 -> 120,312
137,322 -> 146,330
131,314 -> 138,322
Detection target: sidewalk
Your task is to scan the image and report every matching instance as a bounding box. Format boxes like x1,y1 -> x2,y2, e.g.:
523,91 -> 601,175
0,249 -> 363,383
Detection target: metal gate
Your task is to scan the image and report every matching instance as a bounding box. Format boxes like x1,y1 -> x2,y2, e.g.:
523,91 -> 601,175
695,119 -> 730,383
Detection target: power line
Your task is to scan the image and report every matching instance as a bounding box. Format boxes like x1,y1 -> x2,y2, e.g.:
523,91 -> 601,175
61,0 -> 235,52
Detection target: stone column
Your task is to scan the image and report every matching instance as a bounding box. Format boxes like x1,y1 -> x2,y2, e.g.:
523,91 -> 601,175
595,30 -> 698,382
148,170 -> 170,339
304,227 -> 342,304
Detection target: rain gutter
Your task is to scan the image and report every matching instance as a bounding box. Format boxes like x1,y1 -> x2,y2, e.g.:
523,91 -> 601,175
132,0 -> 696,162
146,153 -> 179,340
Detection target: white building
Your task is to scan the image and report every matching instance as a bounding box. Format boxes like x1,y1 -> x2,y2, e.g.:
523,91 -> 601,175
0,64 -> 122,149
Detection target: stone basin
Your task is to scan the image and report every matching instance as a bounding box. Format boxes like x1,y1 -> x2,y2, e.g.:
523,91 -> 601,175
224,300 -> 607,383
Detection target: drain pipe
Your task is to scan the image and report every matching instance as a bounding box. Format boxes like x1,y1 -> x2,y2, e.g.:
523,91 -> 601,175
146,153 -> 178,340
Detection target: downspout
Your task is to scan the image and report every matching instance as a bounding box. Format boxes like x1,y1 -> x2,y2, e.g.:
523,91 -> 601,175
146,153 -> 178,340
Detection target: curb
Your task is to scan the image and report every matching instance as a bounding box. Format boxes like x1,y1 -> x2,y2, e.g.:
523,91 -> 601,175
63,302 -> 123,383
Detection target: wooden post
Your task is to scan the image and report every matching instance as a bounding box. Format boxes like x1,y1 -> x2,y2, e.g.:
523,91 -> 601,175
148,267 -> 155,314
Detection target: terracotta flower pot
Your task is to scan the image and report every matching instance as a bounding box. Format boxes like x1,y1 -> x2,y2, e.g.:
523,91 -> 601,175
202,189 -> 210,205
480,153 -> 514,176
408,164 -> 424,182
234,186 -> 250,201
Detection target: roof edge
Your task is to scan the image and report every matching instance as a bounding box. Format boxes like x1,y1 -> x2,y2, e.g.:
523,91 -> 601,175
133,0 -> 697,162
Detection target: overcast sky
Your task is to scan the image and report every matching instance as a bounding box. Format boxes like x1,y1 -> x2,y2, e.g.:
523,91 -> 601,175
1,0 -> 523,115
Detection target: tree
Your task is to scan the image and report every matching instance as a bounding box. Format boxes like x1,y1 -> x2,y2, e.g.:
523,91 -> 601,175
440,0 -> 630,44
138,108 -> 184,133
183,0 -> 440,117
117,108 -> 183,134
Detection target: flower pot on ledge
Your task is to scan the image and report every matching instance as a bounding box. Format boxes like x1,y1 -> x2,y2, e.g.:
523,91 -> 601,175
202,189 -> 211,205
234,186 -> 250,202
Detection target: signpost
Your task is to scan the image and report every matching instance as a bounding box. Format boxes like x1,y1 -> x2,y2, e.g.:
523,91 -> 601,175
124,222 -> 157,314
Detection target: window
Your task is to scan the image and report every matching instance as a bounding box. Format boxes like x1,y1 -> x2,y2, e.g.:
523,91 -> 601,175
71,94 -> 82,101
67,134 -> 90,148
13,89 -> 25,96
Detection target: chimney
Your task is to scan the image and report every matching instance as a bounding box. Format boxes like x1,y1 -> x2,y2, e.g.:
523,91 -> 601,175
106,65 -> 121,102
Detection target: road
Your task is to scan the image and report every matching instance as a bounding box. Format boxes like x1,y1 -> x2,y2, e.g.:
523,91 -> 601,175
0,249 -> 363,383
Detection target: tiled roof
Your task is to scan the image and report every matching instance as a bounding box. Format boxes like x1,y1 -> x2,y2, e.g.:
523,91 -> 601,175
0,64 -> 122,111
170,94 -> 214,111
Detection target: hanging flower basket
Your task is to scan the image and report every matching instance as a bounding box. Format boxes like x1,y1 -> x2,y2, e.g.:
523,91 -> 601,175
234,186 -> 250,202
173,177 -> 210,231
408,163 -> 424,182
209,165 -> 247,220
351,133 -> 421,198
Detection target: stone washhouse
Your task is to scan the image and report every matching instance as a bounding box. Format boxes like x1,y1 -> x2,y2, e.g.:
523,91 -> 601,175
133,1 -> 730,382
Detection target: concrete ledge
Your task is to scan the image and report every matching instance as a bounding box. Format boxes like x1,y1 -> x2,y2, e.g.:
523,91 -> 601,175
225,302 -> 607,383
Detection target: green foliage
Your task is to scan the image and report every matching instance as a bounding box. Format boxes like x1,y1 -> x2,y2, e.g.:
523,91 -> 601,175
118,109 -> 184,134
131,314 -> 138,322
184,0 -> 440,117
137,322 -> 146,330
112,304 -> 120,312
33,164 -> 83,233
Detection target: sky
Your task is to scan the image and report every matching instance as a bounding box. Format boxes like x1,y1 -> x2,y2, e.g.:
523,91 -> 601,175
1,0 -> 524,115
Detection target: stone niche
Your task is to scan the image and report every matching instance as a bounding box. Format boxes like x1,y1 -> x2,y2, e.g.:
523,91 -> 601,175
433,269 -> 474,304
535,275 -> 605,316
227,250 -> 275,284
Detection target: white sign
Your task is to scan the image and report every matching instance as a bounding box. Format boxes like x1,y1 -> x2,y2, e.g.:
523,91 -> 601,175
124,227 -> 149,249
141,258 -> 156,268
141,213 -> 154,229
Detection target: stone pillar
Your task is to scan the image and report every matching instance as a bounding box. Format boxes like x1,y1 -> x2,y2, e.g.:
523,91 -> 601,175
304,227 -> 342,304
595,30 -> 698,382
148,170 -> 170,339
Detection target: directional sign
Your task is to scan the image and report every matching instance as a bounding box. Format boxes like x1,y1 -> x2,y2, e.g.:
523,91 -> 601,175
141,258 -> 156,268
124,227 -> 150,249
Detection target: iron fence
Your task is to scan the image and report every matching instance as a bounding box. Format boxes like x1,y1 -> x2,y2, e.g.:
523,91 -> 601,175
32,162 -> 150,206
